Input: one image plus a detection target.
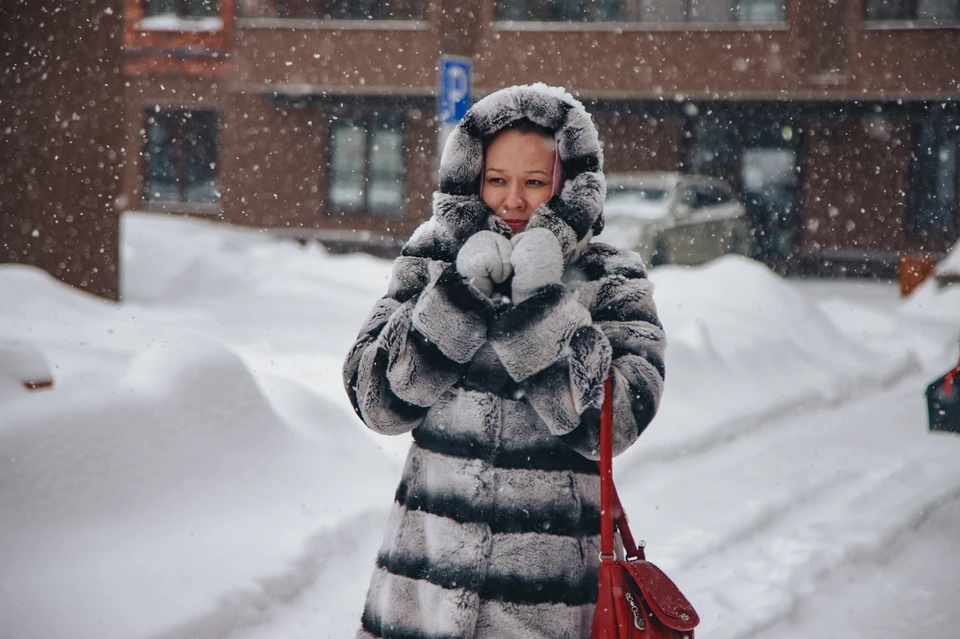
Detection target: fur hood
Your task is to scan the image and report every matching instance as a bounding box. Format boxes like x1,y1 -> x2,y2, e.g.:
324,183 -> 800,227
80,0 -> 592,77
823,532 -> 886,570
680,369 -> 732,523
403,83 -> 607,264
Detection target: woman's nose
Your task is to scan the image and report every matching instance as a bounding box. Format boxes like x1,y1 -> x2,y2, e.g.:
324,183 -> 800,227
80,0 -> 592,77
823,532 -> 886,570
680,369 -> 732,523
504,185 -> 525,210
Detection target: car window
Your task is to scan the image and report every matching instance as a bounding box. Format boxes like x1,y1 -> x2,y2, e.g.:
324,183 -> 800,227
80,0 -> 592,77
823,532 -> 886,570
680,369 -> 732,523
695,185 -> 734,208
677,187 -> 697,211
606,186 -> 669,203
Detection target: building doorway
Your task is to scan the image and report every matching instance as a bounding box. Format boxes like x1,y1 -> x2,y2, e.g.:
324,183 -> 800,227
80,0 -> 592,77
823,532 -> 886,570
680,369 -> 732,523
685,111 -> 802,270
742,146 -> 798,267
741,121 -> 800,270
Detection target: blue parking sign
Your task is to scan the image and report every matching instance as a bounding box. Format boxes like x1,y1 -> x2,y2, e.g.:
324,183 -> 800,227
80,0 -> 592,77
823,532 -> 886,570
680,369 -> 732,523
438,56 -> 472,125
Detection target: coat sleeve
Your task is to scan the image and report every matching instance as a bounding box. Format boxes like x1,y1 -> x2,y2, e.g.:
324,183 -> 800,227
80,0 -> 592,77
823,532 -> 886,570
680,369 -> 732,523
488,245 -> 666,459
342,255 -> 495,435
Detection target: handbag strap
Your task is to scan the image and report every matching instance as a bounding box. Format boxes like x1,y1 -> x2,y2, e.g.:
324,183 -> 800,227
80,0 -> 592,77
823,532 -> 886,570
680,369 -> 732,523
599,375 -> 646,561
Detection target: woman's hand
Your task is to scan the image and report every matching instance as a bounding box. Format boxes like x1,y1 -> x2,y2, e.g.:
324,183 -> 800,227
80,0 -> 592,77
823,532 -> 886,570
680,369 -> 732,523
456,230 -> 514,297
510,228 -> 564,303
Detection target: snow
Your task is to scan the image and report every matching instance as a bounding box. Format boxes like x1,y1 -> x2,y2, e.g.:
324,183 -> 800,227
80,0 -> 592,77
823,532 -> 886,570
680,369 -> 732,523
604,195 -> 670,221
1,211 -> 959,638
0,340 -> 52,393
138,15 -> 224,32
935,237 -> 960,277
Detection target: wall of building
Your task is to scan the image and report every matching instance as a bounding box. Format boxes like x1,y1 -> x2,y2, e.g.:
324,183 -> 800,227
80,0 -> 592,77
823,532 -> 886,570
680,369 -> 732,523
220,93 -> 327,228
595,112 -> 685,174
232,23 -> 441,92
1,0 -> 125,299
801,115 -> 914,267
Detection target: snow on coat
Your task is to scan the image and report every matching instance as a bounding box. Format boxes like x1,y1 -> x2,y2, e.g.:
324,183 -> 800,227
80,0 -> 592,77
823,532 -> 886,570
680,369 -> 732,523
343,83 -> 666,639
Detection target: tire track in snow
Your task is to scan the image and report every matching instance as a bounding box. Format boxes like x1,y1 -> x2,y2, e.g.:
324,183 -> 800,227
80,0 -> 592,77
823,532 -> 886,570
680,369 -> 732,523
619,351 -> 918,477
729,472 -> 960,639
619,371 -> 960,639
698,455 -> 960,639
745,487 -> 960,638
673,469 -> 856,572
145,507 -> 389,639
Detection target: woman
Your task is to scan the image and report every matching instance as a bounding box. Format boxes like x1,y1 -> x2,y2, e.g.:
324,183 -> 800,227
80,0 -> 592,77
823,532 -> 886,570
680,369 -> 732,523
343,83 -> 666,638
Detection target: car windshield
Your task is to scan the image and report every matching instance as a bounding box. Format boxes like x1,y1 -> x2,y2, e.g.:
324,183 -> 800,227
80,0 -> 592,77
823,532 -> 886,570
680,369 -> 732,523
604,186 -> 671,221
607,187 -> 669,202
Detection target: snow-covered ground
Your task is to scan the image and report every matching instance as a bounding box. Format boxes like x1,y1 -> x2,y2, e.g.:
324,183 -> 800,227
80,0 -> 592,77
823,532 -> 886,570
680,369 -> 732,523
1,212 -> 958,639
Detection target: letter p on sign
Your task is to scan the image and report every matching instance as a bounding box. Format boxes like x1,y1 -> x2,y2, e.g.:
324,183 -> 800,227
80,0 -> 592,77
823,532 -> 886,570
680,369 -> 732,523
438,56 -> 472,125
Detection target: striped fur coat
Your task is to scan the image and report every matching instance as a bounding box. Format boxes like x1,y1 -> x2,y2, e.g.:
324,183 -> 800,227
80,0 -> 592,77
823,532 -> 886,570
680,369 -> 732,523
343,84 -> 666,639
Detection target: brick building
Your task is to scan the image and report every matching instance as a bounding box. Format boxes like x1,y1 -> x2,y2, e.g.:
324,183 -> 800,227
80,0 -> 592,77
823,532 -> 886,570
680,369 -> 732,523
2,0 -> 125,299
119,0 -> 959,275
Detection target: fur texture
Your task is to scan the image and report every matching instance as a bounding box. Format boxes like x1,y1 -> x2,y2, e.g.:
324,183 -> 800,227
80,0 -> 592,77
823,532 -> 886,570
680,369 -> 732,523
343,84 -> 666,638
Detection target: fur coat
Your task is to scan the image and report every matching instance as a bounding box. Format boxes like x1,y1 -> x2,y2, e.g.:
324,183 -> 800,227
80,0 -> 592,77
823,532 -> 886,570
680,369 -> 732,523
343,84 -> 666,639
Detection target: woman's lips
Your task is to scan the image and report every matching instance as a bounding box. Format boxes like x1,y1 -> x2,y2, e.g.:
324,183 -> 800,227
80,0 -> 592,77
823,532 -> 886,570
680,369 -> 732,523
504,219 -> 528,232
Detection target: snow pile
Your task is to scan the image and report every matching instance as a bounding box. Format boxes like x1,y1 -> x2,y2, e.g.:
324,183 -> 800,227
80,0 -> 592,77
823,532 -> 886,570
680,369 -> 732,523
903,271 -> 960,324
0,221 -> 400,639
935,238 -> 960,276
633,255 -> 912,463
0,339 -> 52,396
1,211 -> 959,639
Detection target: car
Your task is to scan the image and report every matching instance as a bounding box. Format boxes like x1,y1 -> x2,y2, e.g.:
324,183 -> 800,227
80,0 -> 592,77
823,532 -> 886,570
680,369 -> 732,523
601,172 -> 752,266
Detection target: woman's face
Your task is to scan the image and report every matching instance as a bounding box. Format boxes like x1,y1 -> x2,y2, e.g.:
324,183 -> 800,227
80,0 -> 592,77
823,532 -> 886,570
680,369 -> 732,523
482,129 -> 555,234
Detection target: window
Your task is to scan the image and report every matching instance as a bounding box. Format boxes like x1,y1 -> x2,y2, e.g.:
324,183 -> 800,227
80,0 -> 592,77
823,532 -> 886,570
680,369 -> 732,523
695,184 -> 735,207
677,187 -> 698,211
328,117 -> 405,215
865,0 -> 959,21
494,0 -> 785,22
686,117 -> 737,178
239,0 -> 426,19
145,0 -> 219,17
143,108 -> 221,205
910,120 -> 958,238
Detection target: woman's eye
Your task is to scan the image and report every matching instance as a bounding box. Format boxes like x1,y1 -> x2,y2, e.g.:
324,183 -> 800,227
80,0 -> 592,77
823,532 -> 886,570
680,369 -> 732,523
487,177 -> 505,184
527,179 -> 546,187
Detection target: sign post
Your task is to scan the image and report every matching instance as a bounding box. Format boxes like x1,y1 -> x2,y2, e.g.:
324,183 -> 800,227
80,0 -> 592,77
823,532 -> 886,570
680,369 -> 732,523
437,55 -> 472,159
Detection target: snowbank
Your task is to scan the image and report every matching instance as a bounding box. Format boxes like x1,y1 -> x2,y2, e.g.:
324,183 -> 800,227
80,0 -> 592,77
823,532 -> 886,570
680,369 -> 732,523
0,240 -> 399,638
1,212 -> 958,639
630,256 -> 913,464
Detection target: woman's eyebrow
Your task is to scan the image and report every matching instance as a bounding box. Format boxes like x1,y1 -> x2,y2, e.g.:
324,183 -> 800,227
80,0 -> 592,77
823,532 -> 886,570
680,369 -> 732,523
484,167 -> 550,176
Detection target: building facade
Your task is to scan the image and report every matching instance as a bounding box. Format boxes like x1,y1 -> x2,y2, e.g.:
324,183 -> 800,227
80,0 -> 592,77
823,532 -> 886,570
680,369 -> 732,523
121,0 -> 960,274
2,0 -> 125,299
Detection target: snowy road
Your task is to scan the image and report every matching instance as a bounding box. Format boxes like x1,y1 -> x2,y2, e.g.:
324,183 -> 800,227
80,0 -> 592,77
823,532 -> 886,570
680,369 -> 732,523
2,213 -> 958,639
149,365 -> 960,639
645,370 -> 960,639
762,491 -> 960,639
239,374 -> 960,639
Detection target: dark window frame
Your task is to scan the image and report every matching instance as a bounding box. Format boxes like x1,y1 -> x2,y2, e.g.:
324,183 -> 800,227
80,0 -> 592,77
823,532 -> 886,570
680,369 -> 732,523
144,0 -> 220,18
244,0 -> 427,20
907,118 -> 960,241
326,112 -> 406,217
493,0 -> 786,23
863,0 -> 960,23
141,107 -> 221,208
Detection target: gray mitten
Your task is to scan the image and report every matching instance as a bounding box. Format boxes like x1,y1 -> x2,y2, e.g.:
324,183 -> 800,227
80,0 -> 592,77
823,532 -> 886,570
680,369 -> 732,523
456,230 -> 514,297
510,228 -> 564,304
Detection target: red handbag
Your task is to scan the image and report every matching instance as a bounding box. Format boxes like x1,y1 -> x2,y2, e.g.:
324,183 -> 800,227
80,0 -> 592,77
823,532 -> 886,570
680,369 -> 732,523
591,376 -> 700,639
